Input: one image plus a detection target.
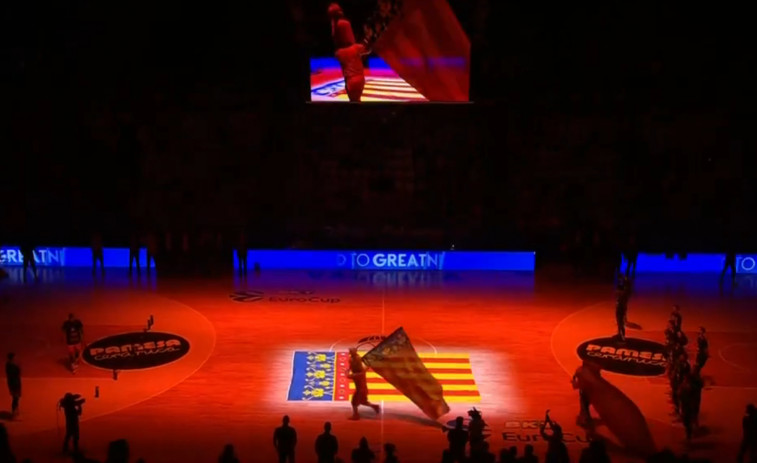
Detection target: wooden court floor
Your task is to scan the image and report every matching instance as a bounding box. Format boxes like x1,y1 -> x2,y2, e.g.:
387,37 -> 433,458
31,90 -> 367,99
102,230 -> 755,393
1,268 -> 756,462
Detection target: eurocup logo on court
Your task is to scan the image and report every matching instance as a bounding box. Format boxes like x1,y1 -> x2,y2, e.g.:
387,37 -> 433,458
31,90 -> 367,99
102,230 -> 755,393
228,290 -> 340,304
576,337 -> 667,376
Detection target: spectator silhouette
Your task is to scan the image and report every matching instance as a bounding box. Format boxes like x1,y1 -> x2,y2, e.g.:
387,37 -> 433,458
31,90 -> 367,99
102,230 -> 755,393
316,422 -> 339,463
274,415 -> 297,463
738,404 -> 757,463
6,353 -> 21,419
472,441 -> 495,463
383,443 -> 398,463
499,446 -> 517,463
517,445 -> 537,463
351,437 -> 375,463
578,440 -> 610,463
446,416 -> 468,463
540,411 -> 569,463
219,443 -> 240,463
0,423 -> 17,463
105,439 -> 129,463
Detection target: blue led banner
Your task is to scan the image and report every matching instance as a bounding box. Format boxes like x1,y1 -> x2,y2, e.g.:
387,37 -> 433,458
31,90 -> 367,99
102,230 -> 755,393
620,253 -> 756,274
0,247 -> 154,268
234,250 -> 535,271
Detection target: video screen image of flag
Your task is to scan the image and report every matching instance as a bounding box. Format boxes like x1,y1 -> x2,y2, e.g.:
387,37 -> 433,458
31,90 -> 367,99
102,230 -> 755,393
363,327 -> 453,419
287,348 -> 479,410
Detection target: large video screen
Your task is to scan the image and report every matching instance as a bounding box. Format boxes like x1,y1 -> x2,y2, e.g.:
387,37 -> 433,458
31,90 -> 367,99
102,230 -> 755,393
308,0 -> 471,103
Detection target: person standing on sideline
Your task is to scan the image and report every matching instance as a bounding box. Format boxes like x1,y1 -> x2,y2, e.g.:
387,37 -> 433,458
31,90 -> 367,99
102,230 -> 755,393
128,233 -> 141,278
19,239 -> 38,283
315,422 -> 338,463
721,249 -> 737,287
236,231 -> 248,278
91,232 -> 104,277
58,393 -> 85,454
62,313 -> 84,373
274,415 -> 297,463
5,353 -> 21,419
738,404 -> 757,463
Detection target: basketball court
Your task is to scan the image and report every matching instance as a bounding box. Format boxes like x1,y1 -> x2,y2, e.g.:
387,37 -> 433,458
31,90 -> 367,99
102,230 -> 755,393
1,268 -> 755,462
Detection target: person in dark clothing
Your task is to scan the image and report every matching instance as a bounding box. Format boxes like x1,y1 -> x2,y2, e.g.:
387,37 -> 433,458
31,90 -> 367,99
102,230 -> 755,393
315,422 -> 339,463
105,438 -> 130,463
128,233 -> 141,277
624,235 -> 639,277
499,446 -> 517,463
351,437 -> 375,463
274,415 -> 297,463
0,423 -> 17,463
688,369 -> 705,429
517,444 -> 538,463
615,276 -> 631,341
19,240 -> 38,283
572,370 -> 592,427
695,327 -> 709,372
721,250 -> 737,287
91,232 -> 104,277
383,443 -> 398,463
219,444 -> 240,463
58,393 -> 85,453
5,353 -> 21,419
62,313 -> 84,373
445,416 -> 468,463
467,408 -> 487,458
738,404 -> 757,463
678,374 -> 696,441
578,440 -> 610,463
236,231 -> 248,278
539,410 -> 569,463
670,305 -> 682,332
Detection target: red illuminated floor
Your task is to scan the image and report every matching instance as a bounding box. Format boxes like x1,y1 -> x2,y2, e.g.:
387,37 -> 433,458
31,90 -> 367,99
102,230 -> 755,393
1,268 -> 756,462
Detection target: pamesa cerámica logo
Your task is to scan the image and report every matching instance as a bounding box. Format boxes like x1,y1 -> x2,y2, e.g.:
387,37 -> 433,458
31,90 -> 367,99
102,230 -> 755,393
576,337 -> 667,377
336,252 -> 446,270
229,290 -> 340,304
83,331 -> 190,370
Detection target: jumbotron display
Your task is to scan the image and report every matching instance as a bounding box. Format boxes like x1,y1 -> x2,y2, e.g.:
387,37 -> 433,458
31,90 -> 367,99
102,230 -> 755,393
309,0 -> 470,103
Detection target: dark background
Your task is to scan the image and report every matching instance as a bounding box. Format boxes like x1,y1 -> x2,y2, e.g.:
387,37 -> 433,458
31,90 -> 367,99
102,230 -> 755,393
2,1 -> 755,258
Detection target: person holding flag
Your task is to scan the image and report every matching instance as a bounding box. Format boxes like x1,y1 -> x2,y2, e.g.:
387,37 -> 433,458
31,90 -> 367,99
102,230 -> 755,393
347,347 -> 381,420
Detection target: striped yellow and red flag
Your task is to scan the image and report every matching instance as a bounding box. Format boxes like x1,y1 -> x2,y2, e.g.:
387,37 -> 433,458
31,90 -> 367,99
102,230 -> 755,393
340,328 -> 477,419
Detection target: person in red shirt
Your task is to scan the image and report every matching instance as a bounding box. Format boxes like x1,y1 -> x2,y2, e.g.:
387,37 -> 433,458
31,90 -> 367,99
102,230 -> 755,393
328,3 -> 369,102
347,348 -> 380,420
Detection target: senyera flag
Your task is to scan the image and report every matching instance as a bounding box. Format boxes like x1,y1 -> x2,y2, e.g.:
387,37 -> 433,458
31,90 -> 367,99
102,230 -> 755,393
362,327 -> 451,420
365,0 -> 471,102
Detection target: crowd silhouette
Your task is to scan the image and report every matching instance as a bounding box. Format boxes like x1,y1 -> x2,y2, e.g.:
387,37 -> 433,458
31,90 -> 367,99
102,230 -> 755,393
2,407 -> 756,463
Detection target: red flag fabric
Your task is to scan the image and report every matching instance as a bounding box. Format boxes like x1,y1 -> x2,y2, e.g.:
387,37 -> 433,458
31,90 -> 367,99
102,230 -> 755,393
372,0 -> 470,102
363,327 -> 450,420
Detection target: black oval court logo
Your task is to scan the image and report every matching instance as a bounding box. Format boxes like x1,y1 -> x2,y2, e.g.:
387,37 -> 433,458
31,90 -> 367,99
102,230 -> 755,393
83,331 -> 190,370
576,337 -> 667,376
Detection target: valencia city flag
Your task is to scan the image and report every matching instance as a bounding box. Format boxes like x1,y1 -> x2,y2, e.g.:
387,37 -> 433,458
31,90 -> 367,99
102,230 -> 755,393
362,327 -> 451,420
